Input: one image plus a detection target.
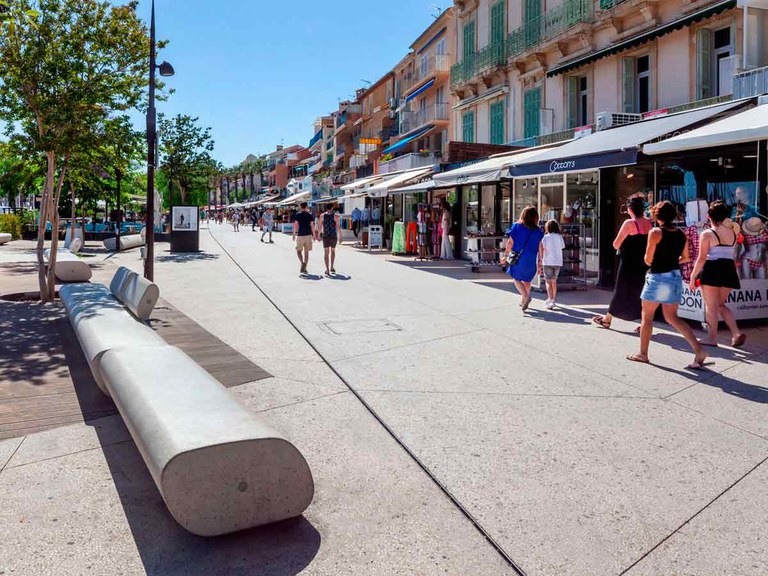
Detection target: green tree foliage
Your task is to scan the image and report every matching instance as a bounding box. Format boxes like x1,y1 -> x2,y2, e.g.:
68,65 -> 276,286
158,113 -> 216,206
0,0 -> 151,300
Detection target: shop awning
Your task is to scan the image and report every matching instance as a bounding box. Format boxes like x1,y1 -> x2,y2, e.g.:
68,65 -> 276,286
643,103 -> 767,155
508,100 -> 744,177
343,191 -> 367,200
382,125 -> 435,155
547,0 -> 737,78
405,79 -> 435,102
388,179 -> 436,194
340,173 -> 386,191
367,167 -> 433,197
433,144 -> 564,187
254,194 -> 280,205
278,191 -> 311,206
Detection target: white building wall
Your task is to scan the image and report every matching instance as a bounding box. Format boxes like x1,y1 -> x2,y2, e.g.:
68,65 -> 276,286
658,29 -> 691,108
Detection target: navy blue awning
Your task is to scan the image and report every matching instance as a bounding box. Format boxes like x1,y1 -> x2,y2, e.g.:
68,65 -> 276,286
405,79 -> 435,103
308,129 -> 322,148
382,125 -> 435,155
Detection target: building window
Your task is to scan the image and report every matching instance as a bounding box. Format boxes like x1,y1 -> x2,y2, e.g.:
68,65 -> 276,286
436,38 -> 446,57
524,0 -> 542,46
523,87 -> 541,139
462,110 -> 475,143
463,20 -> 476,60
623,55 -> 651,114
697,26 -> 733,99
490,99 -> 506,145
420,54 -> 428,78
490,1 -> 507,46
567,76 -> 589,128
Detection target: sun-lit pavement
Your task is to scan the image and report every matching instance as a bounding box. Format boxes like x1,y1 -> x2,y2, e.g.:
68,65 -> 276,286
1,225 -> 767,575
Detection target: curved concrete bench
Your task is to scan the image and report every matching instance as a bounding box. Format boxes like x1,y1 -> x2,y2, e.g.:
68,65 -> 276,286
59,283 -> 165,393
0,233 -> 11,245
99,345 -> 314,536
104,234 -> 144,252
107,266 -> 159,321
44,248 -> 92,282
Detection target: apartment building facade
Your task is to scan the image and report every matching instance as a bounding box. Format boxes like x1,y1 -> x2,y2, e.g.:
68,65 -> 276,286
452,0 -> 768,146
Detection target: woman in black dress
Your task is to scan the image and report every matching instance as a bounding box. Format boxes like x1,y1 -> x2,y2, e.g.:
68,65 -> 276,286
593,193 -> 651,331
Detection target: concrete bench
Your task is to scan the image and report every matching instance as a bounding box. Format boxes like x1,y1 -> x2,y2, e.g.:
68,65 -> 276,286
44,248 -> 92,282
60,266 -> 314,535
103,233 -> 144,252
0,232 -> 11,245
100,345 -> 314,536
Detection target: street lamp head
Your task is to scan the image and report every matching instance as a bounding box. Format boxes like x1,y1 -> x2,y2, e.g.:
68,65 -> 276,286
158,61 -> 175,77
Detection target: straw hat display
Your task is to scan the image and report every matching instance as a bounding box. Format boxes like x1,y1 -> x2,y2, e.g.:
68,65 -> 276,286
742,217 -> 765,237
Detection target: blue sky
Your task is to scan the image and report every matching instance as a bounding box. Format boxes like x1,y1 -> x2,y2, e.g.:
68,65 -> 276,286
134,0 -> 446,167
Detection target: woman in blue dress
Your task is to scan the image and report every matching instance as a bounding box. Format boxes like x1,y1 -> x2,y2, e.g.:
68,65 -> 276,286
504,205 -> 545,311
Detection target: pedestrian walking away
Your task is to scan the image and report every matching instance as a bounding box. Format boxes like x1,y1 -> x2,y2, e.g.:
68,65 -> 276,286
688,200 -> 747,348
293,202 -> 316,276
539,219 -> 565,310
440,200 -> 453,260
320,204 -> 342,276
251,208 -> 259,231
593,193 -> 652,331
260,207 -> 275,243
504,205 -> 545,311
351,206 -> 361,238
628,201 -> 708,369
232,210 -> 240,232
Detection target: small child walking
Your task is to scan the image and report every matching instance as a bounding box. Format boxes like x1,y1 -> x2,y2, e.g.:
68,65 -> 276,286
539,220 -> 565,309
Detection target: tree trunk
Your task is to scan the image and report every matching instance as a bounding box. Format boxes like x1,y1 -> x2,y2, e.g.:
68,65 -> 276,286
46,156 -> 69,301
36,151 -> 56,302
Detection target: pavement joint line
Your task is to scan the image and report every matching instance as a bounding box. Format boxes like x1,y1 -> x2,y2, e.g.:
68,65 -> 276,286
207,227 -> 529,576
331,329 -> 487,363
0,435 -> 25,474
618,453 -> 768,576
253,391 -> 350,415
355,389 -> 662,400
4,439 -> 135,471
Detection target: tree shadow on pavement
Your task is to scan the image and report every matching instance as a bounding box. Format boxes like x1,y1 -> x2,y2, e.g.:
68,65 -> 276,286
95,420 -> 321,576
157,251 -> 220,263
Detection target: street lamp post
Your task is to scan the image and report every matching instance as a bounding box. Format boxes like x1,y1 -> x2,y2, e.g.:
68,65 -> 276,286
144,0 -> 174,281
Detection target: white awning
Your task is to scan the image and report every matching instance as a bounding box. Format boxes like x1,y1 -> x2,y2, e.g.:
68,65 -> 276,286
278,191 -> 311,206
433,144 -> 565,187
368,167 -> 433,197
643,103 -> 768,155
389,179 -> 436,194
254,194 -> 280,205
508,100 -> 744,177
340,174 -> 385,190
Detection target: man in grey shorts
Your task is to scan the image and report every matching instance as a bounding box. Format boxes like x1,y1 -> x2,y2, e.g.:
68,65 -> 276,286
260,207 -> 274,243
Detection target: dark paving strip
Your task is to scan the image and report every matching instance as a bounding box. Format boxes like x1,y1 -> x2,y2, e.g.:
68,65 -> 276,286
0,297 -> 270,440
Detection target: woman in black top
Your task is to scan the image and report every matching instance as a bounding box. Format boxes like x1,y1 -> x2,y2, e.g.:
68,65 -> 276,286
627,201 -> 707,369
593,193 -> 651,331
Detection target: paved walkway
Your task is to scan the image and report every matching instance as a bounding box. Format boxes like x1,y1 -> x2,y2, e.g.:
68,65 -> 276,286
1,227 -> 767,575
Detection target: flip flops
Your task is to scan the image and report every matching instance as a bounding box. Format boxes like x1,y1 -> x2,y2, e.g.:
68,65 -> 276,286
626,353 -> 649,364
731,334 -> 747,348
593,316 -> 611,329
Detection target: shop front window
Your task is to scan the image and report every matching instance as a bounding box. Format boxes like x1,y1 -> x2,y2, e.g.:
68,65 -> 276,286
404,193 -> 425,223
464,185 -> 479,233
501,182 -> 512,232
481,184 -> 497,235
513,179 -> 538,223
566,171 -> 600,286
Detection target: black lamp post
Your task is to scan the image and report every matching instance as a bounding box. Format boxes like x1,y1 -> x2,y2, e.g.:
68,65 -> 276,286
144,0 -> 174,281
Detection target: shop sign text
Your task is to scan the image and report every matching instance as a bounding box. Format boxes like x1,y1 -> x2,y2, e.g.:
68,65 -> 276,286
678,280 -> 768,322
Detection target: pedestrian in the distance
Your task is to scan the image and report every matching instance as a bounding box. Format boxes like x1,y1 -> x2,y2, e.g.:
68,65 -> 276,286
688,200 -> 746,347
351,206 -> 361,238
504,205 -> 545,311
593,193 -> 652,331
292,202 -> 315,276
539,219 -> 565,310
628,201 -> 708,369
260,207 -> 274,243
320,204 -> 342,276
440,200 -> 453,260
232,210 -> 240,232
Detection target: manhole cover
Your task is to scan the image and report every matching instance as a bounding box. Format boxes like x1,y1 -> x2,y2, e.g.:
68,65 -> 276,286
321,319 -> 402,336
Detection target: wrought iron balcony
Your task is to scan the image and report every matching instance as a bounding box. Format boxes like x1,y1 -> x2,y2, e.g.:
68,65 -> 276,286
598,0 -> 631,9
451,0 -> 594,88
733,65 -> 768,99
400,103 -> 450,134
379,152 -> 442,175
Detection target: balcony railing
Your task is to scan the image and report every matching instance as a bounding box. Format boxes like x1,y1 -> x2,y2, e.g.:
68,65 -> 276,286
379,152 -> 442,175
400,103 -> 450,134
666,94 -> 733,114
598,0 -> 630,9
733,65 -> 768,99
451,0 -> 594,87
417,54 -> 452,83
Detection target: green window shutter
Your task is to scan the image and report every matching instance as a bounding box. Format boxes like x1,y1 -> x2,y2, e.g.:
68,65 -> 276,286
463,111 -> 475,143
523,88 -> 541,139
491,1 -> 506,46
622,57 -> 636,113
490,100 -> 505,145
524,0 -> 541,47
463,21 -> 476,60
696,28 -> 713,100
567,77 -> 579,129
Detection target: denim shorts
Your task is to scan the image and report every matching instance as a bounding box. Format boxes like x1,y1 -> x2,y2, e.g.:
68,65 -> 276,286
641,270 -> 683,305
